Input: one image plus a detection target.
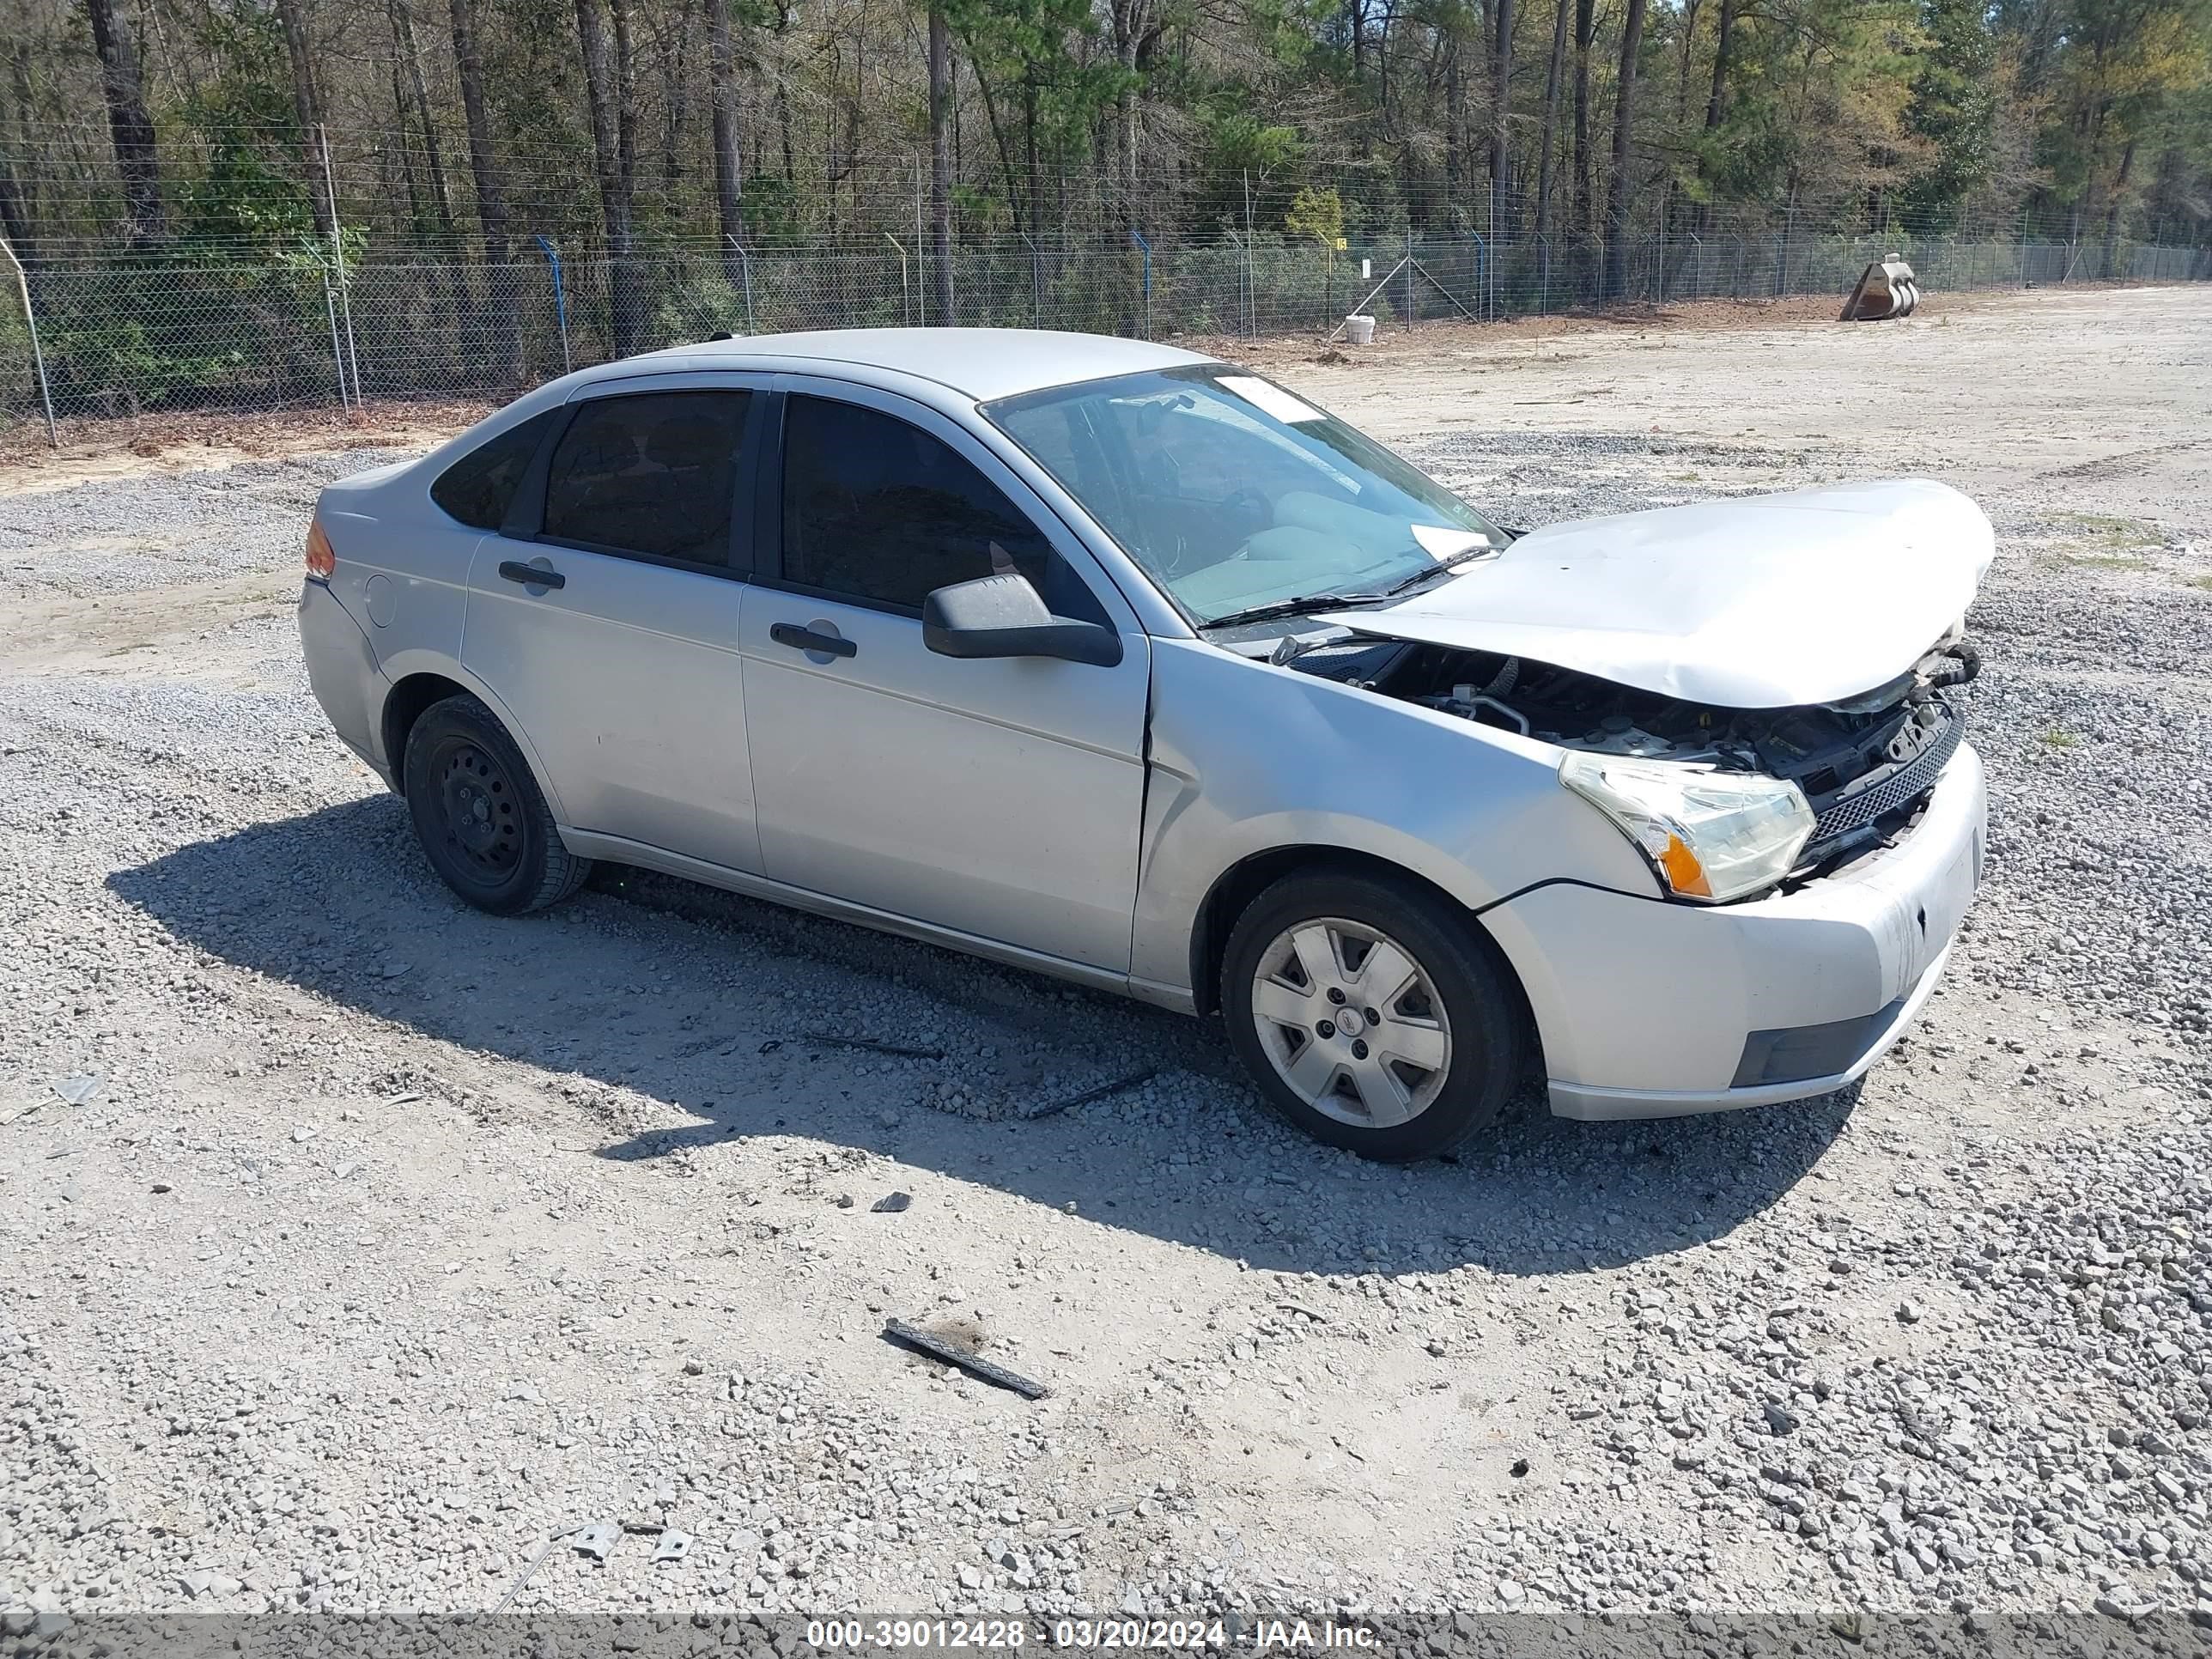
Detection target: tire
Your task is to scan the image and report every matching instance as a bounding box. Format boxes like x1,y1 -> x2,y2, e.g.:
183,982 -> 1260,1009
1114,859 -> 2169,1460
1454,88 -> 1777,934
401,693 -> 590,915
1221,868 -> 1524,1161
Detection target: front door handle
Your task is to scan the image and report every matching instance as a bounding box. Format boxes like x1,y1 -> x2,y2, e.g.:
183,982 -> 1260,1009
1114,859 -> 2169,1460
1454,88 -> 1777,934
769,622 -> 857,659
499,559 -> 566,590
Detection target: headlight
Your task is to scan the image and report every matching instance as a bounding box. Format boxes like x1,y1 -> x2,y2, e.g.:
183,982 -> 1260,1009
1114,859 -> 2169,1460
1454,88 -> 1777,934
1560,753 -> 1814,902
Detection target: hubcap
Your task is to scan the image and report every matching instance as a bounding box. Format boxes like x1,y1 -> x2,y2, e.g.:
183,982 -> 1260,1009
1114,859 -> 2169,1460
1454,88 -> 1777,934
1249,918 -> 1452,1129
437,741 -> 521,878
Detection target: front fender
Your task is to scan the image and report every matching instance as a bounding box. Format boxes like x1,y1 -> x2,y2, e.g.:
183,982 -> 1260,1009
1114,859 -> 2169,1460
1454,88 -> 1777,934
1129,638 -> 1658,1000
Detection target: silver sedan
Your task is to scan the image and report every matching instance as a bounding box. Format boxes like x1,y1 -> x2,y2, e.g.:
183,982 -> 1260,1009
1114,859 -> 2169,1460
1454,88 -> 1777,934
299,328 -> 1990,1160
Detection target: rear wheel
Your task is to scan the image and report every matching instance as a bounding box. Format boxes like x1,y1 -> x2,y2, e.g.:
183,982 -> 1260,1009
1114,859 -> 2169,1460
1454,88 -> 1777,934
401,694 -> 589,915
1222,869 -> 1523,1161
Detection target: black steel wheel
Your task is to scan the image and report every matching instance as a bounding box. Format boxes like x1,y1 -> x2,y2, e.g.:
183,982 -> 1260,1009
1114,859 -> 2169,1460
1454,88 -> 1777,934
402,693 -> 589,915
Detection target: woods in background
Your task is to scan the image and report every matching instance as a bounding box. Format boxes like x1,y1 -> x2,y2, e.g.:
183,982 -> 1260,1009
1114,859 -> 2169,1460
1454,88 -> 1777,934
0,0 -> 2207,412
7,0 -> 2209,258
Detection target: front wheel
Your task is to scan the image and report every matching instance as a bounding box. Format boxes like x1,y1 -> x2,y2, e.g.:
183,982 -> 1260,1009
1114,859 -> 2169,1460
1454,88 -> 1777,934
1221,869 -> 1525,1161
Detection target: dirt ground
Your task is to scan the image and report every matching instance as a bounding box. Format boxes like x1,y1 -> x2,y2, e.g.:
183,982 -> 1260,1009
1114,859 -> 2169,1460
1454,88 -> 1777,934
0,401 -> 498,498
5,280 -> 2188,501
3,285 -> 2210,1631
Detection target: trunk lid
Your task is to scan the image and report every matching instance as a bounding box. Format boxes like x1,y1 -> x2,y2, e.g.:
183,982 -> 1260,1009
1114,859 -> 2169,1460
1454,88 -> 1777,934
1319,478 -> 1995,708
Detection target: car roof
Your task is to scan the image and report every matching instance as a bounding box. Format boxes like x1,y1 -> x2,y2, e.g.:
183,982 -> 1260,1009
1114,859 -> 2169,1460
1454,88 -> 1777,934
612,327 -> 1219,403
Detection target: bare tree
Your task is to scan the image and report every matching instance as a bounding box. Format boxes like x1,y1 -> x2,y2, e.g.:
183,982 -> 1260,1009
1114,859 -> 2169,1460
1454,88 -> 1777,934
445,0 -> 523,381
928,0 -> 953,319
1490,0 -> 1516,222
1602,0 -> 1646,298
576,0 -> 645,354
1693,0 -> 1735,228
1,45 -> 40,254
1532,0 -> 1570,238
1569,0 -> 1594,239
1109,0 -> 1156,235
273,0 -> 336,240
387,0 -> 456,237
447,0 -> 507,255
1444,36 -> 1469,207
82,0 -> 164,246
709,0 -> 746,285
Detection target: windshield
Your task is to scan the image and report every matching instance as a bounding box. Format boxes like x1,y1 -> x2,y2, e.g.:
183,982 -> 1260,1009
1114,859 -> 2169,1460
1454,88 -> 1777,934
983,367 -> 1502,626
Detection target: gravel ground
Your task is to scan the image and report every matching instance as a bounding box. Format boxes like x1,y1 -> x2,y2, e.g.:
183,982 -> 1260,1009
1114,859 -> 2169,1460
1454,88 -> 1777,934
0,453 -> 415,600
3,287 -> 2210,1634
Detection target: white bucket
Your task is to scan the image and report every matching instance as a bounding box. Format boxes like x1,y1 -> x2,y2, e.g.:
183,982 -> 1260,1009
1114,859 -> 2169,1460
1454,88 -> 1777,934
1343,313 -> 1377,345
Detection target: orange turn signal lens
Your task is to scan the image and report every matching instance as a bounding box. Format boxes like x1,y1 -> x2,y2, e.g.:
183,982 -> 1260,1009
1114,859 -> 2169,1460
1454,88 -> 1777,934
1656,833 -> 1713,899
305,520 -> 336,579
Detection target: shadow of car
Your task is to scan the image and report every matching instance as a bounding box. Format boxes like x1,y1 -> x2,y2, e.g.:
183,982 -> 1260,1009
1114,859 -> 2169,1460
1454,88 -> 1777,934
106,793 -> 1859,1279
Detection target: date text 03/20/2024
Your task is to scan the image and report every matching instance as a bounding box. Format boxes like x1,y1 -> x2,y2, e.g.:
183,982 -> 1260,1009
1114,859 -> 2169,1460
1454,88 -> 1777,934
805,1620 -> 1380,1650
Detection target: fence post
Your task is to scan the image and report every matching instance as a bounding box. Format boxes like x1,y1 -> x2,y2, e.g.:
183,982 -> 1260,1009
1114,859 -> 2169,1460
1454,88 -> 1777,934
884,233 -> 910,328
1242,172 -> 1256,337
725,234 -> 756,333
534,235 -> 570,374
1130,228 -> 1152,339
321,267 -> 350,410
1405,227 -> 1414,331
318,125 -> 362,408
0,236 -> 57,448
914,167 -> 927,327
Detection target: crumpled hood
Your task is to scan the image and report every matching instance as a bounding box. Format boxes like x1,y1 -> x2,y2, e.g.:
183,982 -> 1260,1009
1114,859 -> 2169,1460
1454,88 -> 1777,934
1321,478 -> 1996,708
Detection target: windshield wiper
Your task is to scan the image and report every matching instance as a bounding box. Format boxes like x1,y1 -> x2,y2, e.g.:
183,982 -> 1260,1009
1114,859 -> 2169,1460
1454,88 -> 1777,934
1376,560 -> 1472,598
1201,556 -> 1480,630
1200,592 -> 1387,629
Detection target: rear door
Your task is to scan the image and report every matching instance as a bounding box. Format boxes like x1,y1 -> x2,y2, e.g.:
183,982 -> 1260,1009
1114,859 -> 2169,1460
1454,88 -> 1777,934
462,379 -> 769,873
738,381 -> 1151,973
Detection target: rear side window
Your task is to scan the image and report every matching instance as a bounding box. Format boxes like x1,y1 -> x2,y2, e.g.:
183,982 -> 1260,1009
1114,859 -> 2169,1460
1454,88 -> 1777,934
542,391 -> 751,565
429,410 -> 556,529
780,396 -> 1059,611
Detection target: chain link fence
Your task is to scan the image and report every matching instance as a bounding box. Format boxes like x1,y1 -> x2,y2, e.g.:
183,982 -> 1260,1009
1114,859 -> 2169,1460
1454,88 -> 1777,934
5,228 -> 2209,437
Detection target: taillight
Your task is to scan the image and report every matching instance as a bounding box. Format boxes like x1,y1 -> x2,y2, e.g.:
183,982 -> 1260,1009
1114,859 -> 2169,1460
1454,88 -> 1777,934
305,519 -> 336,579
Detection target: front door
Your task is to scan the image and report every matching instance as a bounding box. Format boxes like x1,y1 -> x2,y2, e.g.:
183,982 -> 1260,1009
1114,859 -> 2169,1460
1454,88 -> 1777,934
738,385 -> 1150,972
462,382 -> 767,873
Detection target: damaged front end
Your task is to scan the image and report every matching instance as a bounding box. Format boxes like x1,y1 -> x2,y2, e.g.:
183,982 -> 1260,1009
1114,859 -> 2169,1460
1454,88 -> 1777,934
1285,630 -> 1981,886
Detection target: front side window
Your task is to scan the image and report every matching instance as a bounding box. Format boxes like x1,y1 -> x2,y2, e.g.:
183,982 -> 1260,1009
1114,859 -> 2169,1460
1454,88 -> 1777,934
779,396 -> 1065,611
542,391 -> 751,565
984,368 -> 1501,625
430,410 -> 557,530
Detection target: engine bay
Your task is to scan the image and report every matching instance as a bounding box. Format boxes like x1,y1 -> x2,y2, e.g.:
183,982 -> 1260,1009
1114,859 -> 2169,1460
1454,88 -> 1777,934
1283,631 -> 1980,868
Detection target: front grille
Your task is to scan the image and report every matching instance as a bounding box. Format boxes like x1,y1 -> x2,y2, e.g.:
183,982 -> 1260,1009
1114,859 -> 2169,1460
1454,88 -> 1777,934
1807,698 -> 1965,855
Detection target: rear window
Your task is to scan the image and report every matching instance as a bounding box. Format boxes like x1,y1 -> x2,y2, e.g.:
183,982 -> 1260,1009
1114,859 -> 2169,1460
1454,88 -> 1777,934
429,410 -> 557,530
542,391 -> 751,565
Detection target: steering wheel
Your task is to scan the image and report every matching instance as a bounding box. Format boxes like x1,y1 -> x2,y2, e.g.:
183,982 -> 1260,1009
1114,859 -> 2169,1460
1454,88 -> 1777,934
1222,486 -> 1273,536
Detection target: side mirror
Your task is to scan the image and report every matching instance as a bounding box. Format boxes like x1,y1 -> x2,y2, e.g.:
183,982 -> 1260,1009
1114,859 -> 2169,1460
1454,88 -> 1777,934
921,573 -> 1123,667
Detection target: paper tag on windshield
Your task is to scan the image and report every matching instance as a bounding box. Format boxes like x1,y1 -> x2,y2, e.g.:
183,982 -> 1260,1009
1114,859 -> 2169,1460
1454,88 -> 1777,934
1218,376 -> 1325,424
1412,524 -> 1492,561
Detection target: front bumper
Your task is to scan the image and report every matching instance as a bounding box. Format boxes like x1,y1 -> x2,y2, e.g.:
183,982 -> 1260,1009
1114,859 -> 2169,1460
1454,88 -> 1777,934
1480,744 -> 1986,1121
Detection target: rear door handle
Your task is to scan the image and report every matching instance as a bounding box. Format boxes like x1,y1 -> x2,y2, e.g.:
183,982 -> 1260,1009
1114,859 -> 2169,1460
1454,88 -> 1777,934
769,622 -> 857,659
498,559 -> 565,590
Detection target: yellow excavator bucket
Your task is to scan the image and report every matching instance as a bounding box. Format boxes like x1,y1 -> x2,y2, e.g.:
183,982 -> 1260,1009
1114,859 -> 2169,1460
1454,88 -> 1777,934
1841,257 -> 1920,321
